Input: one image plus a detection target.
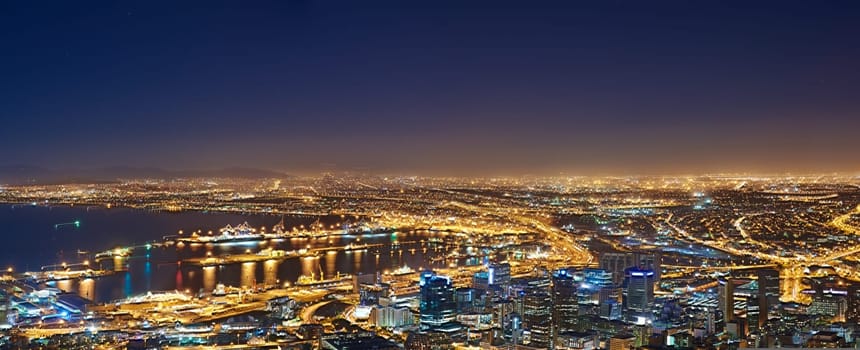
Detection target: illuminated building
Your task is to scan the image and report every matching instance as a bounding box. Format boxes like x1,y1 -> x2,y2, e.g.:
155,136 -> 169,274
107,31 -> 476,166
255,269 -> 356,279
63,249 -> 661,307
370,305 -> 414,328
555,331 -> 597,350
488,262 -> 511,287
847,283 -> 860,323
523,291 -> 552,348
608,334 -> 636,350
623,267 -> 655,323
473,271 -> 490,291
552,269 -> 579,337
599,251 -> 661,286
405,331 -> 453,350
455,287 -> 475,313
717,278 -> 736,322
756,268 -> 780,326
419,271 -> 458,332
578,269 -> 614,309
807,285 -> 848,322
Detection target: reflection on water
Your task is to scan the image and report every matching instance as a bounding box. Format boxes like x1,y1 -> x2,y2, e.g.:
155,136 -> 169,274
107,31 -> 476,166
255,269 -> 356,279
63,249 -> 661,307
300,256 -> 316,277
113,256 -> 125,272
352,249 -> 363,271
324,251 -> 337,278
203,266 -> 216,292
263,260 -> 279,286
79,278 -> 95,301
42,230 -> 463,303
144,261 -> 151,291
240,262 -> 256,288
124,271 -> 132,297
175,267 -> 184,291
56,280 -> 71,295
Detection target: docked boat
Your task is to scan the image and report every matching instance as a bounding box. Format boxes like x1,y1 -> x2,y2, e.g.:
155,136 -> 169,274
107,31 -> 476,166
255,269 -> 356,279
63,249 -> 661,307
177,222 -> 264,244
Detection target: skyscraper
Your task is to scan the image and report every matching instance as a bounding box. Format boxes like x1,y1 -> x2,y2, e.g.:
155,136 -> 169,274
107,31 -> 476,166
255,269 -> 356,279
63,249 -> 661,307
756,268 -> 780,327
718,278 -> 736,322
623,267 -> 655,323
488,262 -> 511,287
523,291 -> 552,348
419,271 -> 457,331
600,251 -> 662,286
552,269 -> 579,337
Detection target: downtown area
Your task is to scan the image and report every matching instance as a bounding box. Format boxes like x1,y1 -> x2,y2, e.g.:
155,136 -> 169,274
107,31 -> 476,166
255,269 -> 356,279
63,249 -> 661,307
0,174 -> 860,349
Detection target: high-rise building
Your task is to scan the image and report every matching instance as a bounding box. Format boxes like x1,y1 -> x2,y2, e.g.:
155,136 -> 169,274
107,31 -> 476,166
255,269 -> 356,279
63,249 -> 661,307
599,252 -> 634,286
718,278 -> 736,322
578,268 -> 614,308
623,267 -> 655,323
847,283 -> 860,323
756,269 -> 780,327
488,263 -> 511,287
370,305 -> 414,328
552,270 -> 579,336
473,271 -> 490,291
419,271 -> 458,332
523,291 -> 552,348
746,295 -> 761,335
599,251 -> 662,286
455,287 -> 475,313
808,285 -> 848,322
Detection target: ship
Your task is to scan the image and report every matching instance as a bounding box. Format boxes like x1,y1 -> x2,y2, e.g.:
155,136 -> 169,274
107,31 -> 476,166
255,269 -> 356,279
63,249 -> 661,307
390,264 -> 415,276
94,247 -> 132,261
295,268 -> 352,288
343,242 -> 369,251
177,222 -> 265,244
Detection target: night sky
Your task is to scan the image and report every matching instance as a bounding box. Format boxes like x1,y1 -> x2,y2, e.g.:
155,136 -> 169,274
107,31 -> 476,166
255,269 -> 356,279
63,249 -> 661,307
2,1 -> 859,175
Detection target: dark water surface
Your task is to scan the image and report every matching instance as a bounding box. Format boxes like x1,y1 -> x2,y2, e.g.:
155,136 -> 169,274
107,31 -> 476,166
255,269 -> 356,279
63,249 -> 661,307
0,204 -> 458,302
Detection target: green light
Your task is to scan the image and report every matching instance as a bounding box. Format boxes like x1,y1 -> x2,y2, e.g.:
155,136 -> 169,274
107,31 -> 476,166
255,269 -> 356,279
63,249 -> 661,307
145,243 -> 152,250
74,220 -> 80,227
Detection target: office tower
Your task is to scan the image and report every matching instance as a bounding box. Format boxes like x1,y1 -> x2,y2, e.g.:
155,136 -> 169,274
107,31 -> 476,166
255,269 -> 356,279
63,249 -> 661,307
574,269 -> 618,315
488,262 -> 511,287
757,269 -> 780,305
600,251 -> 662,286
523,291 -> 552,348
847,283 -> 860,323
552,269 -> 579,336
599,252 -> 634,286
718,278 -> 735,322
756,268 -> 780,327
419,271 -> 457,331
473,271 -> 490,291
746,295 -> 761,335
809,284 -> 848,322
623,267 -> 655,323
509,313 -> 523,345
455,287 -> 475,313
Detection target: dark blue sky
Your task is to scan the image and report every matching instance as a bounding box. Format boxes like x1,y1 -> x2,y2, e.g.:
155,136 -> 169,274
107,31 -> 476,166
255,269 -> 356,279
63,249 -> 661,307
1,1 -> 858,174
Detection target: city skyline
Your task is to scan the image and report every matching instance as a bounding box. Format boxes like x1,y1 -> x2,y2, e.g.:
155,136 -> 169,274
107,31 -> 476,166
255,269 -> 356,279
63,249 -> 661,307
3,2 -> 860,349
3,1 -> 860,174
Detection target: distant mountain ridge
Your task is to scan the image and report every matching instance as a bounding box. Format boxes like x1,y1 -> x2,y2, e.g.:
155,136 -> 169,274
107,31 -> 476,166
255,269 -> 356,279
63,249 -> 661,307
0,165 -> 290,185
